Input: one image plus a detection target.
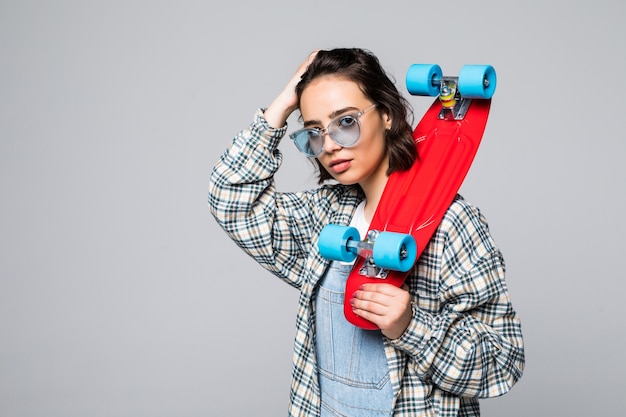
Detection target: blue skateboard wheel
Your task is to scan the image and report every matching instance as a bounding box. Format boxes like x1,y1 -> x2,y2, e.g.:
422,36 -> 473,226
458,65 -> 497,99
372,232 -> 417,272
406,64 -> 442,97
318,224 -> 360,263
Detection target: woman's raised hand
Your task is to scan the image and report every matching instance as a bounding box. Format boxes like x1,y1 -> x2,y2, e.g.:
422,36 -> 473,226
264,50 -> 319,129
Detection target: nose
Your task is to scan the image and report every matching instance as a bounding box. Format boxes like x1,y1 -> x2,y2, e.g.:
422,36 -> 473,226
322,131 -> 341,154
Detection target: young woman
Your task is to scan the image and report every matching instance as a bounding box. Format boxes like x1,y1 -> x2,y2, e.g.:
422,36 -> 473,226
208,48 -> 524,417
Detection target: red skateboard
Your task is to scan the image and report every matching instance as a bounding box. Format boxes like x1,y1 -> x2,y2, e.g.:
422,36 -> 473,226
318,64 -> 496,329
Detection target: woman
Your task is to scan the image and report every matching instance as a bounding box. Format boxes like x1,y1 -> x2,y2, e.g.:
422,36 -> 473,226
208,48 -> 524,416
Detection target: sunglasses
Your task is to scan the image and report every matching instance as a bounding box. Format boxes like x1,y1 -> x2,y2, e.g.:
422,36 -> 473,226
289,104 -> 378,157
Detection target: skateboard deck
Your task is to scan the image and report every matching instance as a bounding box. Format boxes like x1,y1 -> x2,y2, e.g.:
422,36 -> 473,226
318,64 -> 496,329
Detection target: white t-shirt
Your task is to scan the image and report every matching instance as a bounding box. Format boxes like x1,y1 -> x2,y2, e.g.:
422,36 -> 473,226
340,200 -> 369,265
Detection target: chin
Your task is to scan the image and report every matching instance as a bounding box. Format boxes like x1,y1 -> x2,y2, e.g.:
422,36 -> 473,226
331,173 -> 361,186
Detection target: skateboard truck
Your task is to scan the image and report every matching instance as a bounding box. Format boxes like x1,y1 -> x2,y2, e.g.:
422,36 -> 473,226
358,230 -> 389,279
318,225 -> 417,277
406,64 -> 497,121
437,78 -> 473,121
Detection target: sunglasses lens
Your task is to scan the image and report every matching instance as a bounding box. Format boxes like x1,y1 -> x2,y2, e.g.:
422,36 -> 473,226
329,115 -> 360,146
290,113 -> 364,157
290,130 -> 323,157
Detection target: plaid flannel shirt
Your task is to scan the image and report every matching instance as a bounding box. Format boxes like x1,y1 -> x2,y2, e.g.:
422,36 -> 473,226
208,109 -> 525,416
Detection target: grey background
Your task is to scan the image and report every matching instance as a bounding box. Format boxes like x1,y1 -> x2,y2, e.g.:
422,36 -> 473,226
1,0 -> 624,416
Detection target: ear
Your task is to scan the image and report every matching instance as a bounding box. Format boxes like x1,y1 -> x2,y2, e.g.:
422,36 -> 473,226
383,111 -> 393,130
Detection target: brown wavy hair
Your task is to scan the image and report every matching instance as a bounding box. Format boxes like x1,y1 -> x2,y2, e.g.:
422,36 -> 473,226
295,48 -> 417,184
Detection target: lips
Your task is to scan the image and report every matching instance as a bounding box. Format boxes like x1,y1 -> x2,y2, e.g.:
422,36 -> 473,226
329,158 -> 352,173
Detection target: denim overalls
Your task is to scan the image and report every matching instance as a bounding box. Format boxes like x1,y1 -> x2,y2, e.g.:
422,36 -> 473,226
315,202 -> 394,416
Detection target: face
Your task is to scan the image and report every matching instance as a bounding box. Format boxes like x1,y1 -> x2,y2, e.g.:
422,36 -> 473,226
299,76 -> 392,191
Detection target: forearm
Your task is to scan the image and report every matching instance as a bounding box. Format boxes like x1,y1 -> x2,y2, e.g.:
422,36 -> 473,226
208,110 -> 305,282
391,251 -> 525,398
389,197 -> 525,397
210,112 -> 281,230
209,109 -> 285,187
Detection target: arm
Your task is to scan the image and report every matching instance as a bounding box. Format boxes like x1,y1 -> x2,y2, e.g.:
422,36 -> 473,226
391,198 -> 525,398
208,52 -> 322,287
208,110 -> 314,288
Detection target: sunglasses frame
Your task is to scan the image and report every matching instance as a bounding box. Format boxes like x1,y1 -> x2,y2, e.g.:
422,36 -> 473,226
289,103 -> 378,157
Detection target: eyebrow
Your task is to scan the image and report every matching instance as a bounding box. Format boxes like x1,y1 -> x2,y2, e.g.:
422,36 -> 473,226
302,106 -> 361,128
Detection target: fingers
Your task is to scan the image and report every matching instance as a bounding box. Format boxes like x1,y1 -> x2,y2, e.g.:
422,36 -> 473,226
355,283 -> 407,299
350,283 -> 412,339
301,49 -> 319,71
264,50 -> 320,128
350,284 -> 402,314
289,49 -> 318,89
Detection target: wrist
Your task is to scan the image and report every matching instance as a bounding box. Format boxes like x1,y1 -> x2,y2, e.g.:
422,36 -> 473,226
265,96 -> 297,129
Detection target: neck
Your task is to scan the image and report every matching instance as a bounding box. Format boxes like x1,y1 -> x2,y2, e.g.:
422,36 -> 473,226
360,173 -> 388,224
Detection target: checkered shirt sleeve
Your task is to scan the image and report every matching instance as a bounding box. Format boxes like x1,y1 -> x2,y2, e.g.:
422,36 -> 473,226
391,197 -> 525,403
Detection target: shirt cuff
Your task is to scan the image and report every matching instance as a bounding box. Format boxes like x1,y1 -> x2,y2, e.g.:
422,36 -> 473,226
390,303 -> 432,355
251,108 -> 288,150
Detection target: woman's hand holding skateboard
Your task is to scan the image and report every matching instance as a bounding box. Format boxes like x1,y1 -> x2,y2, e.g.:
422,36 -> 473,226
350,283 -> 413,340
